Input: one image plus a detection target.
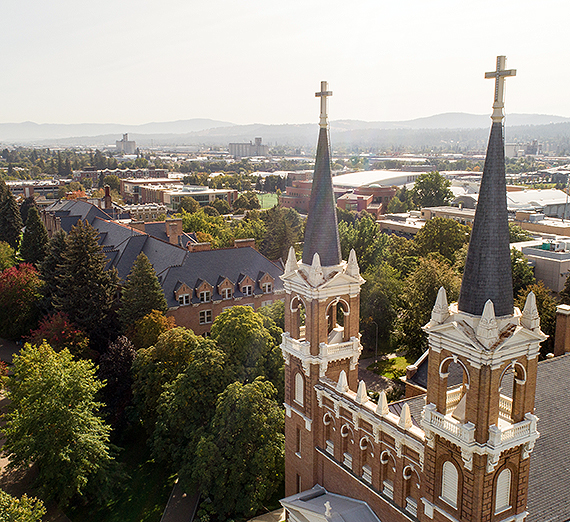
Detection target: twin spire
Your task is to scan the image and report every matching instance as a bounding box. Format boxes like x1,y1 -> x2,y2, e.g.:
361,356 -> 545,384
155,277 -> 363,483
304,59 -> 516,318
458,56 -> 516,317
302,81 -> 342,267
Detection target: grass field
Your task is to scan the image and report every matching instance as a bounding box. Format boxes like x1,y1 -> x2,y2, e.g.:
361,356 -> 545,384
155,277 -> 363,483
65,427 -> 176,522
257,192 -> 278,209
367,356 -> 413,380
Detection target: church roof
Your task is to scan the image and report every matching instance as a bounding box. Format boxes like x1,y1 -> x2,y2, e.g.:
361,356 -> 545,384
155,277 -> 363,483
457,121 -> 513,317
302,126 -> 342,267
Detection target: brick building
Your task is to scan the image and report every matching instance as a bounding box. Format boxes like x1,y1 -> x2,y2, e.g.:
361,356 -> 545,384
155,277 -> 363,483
41,199 -> 284,335
280,69 -> 566,522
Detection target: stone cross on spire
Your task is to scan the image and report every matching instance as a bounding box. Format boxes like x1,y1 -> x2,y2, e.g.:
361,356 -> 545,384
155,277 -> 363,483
485,55 -> 516,122
315,81 -> 333,128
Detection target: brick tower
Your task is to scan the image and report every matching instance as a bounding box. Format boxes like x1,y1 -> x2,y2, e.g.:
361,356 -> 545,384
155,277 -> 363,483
420,57 -> 545,521
281,81 -> 365,496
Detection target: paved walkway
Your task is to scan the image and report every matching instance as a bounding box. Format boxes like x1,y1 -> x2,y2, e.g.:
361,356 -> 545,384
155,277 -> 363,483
0,338 -> 20,364
159,481 -> 200,522
358,357 -> 398,393
248,508 -> 285,522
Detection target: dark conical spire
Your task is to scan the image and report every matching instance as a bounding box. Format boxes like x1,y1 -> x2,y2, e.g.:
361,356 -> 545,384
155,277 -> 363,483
302,83 -> 341,267
457,121 -> 513,317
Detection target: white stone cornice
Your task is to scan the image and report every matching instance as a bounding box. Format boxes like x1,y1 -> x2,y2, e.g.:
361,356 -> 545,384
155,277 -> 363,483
284,402 -> 313,431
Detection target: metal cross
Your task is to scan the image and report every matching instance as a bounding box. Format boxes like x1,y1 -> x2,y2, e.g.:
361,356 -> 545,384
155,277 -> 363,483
315,81 -> 333,128
485,56 -> 516,121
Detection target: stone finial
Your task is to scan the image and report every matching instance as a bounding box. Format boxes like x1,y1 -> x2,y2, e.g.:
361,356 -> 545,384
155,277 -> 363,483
324,501 -> 332,518
284,246 -> 298,274
476,299 -> 499,348
521,291 -> 540,331
336,370 -> 349,393
346,249 -> 360,278
376,390 -> 389,415
398,403 -> 412,429
430,287 -> 450,324
308,252 -> 325,287
356,380 -> 367,403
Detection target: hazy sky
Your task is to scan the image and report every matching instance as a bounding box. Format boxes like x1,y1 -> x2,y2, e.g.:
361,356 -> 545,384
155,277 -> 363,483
2,0 -> 569,125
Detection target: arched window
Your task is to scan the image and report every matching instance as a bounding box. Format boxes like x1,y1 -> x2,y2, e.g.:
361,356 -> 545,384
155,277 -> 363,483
441,461 -> 458,508
294,373 -> 304,406
495,468 -> 512,514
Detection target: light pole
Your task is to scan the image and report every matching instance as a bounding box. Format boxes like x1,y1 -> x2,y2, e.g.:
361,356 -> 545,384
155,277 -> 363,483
371,320 -> 379,363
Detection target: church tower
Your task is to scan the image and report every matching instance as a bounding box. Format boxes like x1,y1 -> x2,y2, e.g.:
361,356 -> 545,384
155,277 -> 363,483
421,57 -> 544,521
281,82 -> 365,496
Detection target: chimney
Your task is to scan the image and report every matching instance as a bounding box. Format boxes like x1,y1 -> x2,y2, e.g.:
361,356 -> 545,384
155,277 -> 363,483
234,238 -> 256,249
165,218 -> 183,245
188,242 -> 211,252
130,221 -> 146,232
554,304 -> 570,356
103,185 -> 112,210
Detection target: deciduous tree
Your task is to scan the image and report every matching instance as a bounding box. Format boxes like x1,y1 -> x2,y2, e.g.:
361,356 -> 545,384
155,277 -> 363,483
0,264 -> 42,340
129,309 -> 176,350
394,256 -> 462,359
0,488 -> 45,522
0,241 -> 16,271
411,171 -> 453,208
3,343 -> 115,506
193,378 -> 284,520
27,312 -> 89,357
414,217 -> 470,263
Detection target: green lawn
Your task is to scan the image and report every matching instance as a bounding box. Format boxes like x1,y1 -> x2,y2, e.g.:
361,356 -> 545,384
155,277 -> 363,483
65,427 -> 176,522
367,356 -> 413,380
257,193 -> 278,209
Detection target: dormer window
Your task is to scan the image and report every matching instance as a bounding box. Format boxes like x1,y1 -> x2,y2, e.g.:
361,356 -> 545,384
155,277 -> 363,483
222,288 -> 232,300
262,282 -> 272,294
178,294 -> 190,305
243,285 -> 253,296
200,290 -> 211,303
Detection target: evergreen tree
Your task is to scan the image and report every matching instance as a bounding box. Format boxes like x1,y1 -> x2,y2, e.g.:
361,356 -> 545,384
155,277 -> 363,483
20,206 -> 49,266
0,190 -> 23,250
40,230 -> 67,312
119,253 -> 167,328
19,195 -> 37,225
54,220 -> 118,347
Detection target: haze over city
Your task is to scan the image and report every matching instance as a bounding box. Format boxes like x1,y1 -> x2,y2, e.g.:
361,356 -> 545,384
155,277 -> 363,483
3,0 -> 570,126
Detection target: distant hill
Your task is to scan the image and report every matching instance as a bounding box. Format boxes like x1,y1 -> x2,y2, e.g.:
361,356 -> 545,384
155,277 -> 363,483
0,118 -> 235,142
2,113 -> 570,149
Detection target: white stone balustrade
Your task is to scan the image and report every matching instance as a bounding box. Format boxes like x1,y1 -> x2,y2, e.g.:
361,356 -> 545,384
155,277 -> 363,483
445,387 -> 463,414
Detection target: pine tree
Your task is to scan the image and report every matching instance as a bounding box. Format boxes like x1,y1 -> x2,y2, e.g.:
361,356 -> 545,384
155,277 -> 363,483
54,220 -> 118,346
19,195 -> 37,225
40,230 -> 67,312
0,190 -> 23,250
119,253 -> 167,328
20,206 -> 49,266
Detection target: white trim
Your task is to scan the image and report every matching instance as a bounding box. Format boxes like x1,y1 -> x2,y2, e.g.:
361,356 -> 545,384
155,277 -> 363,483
284,402 -> 313,431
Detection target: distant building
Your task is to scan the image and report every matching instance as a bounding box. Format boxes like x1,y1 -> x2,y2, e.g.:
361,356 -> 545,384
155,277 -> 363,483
229,137 -> 269,158
116,133 -> 137,154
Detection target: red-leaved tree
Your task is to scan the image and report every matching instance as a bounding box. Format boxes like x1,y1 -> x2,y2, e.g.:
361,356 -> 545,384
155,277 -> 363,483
27,312 -> 89,357
0,264 -> 42,340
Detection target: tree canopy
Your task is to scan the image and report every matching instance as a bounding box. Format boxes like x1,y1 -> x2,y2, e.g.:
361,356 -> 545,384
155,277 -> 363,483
0,488 -> 45,522
0,189 -> 23,250
193,378 -> 284,520
410,171 -> 453,208
414,217 -> 470,263
3,343 -> 115,506
0,264 -> 42,340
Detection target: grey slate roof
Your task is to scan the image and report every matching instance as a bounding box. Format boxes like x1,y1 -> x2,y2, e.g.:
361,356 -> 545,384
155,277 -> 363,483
302,127 -> 342,267
458,121 -> 514,317
160,246 -> 283,308
403,353 -> 570,522
44,200 -> 283,301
